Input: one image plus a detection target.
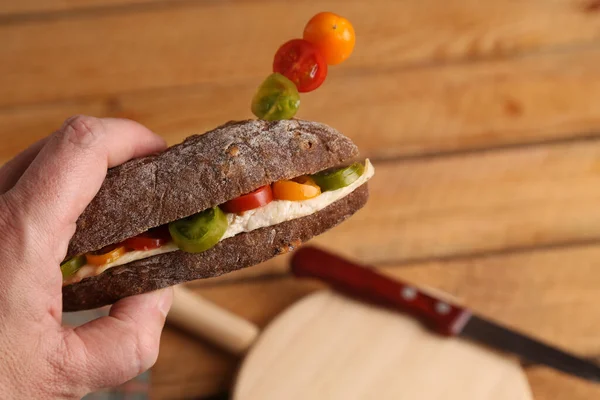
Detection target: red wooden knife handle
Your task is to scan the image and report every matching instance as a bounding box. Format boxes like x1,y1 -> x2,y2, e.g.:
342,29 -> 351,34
290,247 -> 471,336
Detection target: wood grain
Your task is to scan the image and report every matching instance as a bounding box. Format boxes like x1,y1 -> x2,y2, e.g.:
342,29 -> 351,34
2,0 -> 600,107
0,0 -> 162,16
315,140 -> 600,264
4,47 -> 600,165
154,243 -> 600,399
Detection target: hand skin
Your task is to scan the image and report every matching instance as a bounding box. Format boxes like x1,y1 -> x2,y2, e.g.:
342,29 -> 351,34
0,116 -> 174,399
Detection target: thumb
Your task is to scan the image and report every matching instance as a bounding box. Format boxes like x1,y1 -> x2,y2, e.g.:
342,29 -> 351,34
63,288 -> 173,392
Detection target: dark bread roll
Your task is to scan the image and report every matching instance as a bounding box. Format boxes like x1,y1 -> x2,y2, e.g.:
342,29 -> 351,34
63,184 -> 369,311
67,119 -> 358,258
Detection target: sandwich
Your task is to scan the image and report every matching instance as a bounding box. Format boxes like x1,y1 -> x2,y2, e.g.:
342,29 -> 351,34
61,119 -> 374,311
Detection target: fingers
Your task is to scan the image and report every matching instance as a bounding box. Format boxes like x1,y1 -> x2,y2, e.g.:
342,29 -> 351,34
0,137 -> 48,195
64,288 -> 173,391
3,115 -> 166,260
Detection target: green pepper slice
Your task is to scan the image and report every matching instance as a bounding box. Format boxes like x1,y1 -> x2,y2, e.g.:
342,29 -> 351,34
311,162 -> 365,192
60,255 -> 86,279
168,206 -> 228,253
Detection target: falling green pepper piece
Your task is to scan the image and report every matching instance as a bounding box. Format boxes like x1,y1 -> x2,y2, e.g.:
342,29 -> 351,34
60,255 -> 86,279
168,206 -> 228,253
251,73 -> 300,121
312,162 -> 365,192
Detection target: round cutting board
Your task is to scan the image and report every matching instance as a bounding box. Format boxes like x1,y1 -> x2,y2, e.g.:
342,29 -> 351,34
233,290 -> 533,400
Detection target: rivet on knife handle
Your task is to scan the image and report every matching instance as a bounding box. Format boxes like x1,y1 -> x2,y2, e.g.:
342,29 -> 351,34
291,247 -> 471,336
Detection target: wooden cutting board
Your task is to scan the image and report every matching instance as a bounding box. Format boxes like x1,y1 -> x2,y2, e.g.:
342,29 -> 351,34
233,290 -> 533,400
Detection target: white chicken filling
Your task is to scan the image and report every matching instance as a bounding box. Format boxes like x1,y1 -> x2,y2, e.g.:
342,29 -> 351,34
67,159 -> 374,284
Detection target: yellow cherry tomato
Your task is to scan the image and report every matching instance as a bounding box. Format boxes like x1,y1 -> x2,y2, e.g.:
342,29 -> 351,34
85,245 -> 127,266
272,176 -> 322,201
303,12 -> 356,66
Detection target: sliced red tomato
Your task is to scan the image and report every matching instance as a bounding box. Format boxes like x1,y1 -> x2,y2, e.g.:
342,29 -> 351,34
124,226 -> 172,251
222,185 -> 274,214
85,244 -> 127,266
273,39 -> 328,93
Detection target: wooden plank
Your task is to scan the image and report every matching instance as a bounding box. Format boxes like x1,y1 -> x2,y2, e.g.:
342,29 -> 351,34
153,244 -> 600,399
312,139 -> 600,264
3,0 -> 600,107
4,47 -> 600,165
0,0 -> 161,16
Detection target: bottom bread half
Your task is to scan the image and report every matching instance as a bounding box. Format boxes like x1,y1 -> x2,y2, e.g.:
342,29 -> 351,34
63,183 -> 369,311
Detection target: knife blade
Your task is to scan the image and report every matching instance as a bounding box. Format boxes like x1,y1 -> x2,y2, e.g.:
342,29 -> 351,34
290,246 -> 600,383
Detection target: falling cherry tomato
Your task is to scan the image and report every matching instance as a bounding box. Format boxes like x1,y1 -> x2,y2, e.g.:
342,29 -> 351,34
251,73 -> 300,121
303,12 -> 356,66
273,39 -> 328,93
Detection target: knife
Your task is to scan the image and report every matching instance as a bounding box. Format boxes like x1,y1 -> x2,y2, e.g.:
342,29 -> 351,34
290,246 -> 600,383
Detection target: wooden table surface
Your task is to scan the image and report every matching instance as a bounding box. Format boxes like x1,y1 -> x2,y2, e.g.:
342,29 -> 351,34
2,1 -> 600,398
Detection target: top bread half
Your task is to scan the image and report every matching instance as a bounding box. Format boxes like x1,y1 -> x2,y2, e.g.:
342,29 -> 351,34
66,119 -> 359,258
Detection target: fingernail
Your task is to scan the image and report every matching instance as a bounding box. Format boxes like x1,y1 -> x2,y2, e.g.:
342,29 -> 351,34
157,287 -> 174,317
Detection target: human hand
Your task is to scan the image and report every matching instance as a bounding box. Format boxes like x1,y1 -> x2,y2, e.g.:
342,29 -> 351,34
0,116 -> 174,399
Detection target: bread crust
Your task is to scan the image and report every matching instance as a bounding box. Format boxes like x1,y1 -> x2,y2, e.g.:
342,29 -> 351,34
63,184 -> 369,311
67,119 -> 359,258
